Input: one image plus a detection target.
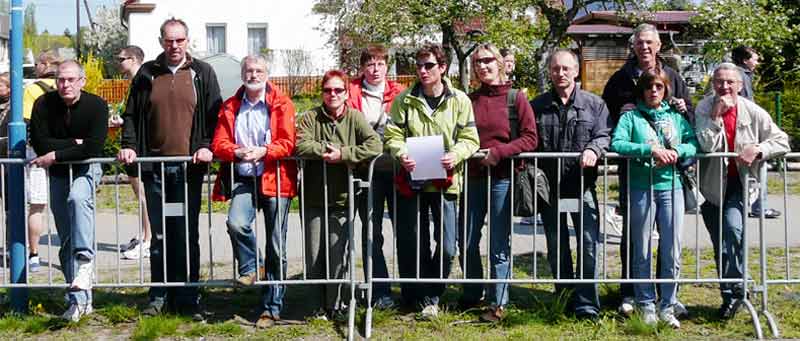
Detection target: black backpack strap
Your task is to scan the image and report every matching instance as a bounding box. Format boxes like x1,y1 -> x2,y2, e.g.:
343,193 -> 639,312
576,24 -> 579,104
507,88 -> 520,140
34,80 -> 55,93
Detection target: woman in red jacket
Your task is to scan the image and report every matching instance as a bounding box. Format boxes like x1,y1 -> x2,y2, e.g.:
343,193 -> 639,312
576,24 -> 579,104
461,44 -> 538,321
211,55 -> 297,329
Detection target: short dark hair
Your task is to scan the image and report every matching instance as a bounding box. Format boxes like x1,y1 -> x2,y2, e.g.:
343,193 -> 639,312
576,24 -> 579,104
120,45 -> 145,63
359,44 -> 389,66
415,44 -> 447,66
160,17 -> 189,38
321,69 -> 349,91
731,46 -> 757,66
499,48 -> 513,58
634,70 -> 672,103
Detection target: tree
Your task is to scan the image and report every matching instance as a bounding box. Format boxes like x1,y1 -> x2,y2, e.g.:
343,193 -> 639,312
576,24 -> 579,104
690,0 -> 796,87
314,0 -> 638,92
23,3 -> 37,52
278,49 -> 317,97
81,6 -> 129,77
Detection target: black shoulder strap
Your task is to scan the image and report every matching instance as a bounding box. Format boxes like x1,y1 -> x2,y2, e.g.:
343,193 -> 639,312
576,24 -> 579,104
507,88 -> 520,140
34,80 -> 55,93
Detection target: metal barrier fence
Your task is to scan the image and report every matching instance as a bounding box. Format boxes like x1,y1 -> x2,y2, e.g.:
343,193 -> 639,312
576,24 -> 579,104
0,152 -> 798,339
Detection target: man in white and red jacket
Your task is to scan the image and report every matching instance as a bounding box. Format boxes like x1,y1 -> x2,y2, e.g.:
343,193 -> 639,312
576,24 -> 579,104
211,54 -> 297,329
346,44 -> 405,310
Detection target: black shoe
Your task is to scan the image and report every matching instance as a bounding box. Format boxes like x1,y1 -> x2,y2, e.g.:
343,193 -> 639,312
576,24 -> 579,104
178,304 -> 207,322
749,208 -> 781,219
142,302 -> 164,317
718,299 -> 742,320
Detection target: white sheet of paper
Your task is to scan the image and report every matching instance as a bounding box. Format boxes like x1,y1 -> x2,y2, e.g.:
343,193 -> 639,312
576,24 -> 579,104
406,135 -> 446,181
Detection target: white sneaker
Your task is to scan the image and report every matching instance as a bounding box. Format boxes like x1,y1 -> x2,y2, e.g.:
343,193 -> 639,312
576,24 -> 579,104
642,309 -> 658,326
61,303 -> 93,322
619,296 -> 635,316
29,256 -> 40,273
71,259 -> 94,291
420,303 -> 439,320
122,240 -> 150,259
659,307 -> 681,329
673,301 -> 689,318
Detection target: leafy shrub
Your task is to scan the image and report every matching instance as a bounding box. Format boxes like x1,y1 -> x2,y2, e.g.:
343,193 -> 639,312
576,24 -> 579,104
755,86 -> 800,150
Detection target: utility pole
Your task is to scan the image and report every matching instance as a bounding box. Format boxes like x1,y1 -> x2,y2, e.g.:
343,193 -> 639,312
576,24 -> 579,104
9,0 -> 29,314
75,0 -> 81,59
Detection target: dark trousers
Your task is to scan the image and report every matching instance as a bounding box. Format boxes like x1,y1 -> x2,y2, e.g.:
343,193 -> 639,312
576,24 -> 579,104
142,162 -> 204,307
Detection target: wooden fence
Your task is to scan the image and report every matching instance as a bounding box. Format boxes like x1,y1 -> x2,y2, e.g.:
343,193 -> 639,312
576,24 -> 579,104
95,75 -> 418,104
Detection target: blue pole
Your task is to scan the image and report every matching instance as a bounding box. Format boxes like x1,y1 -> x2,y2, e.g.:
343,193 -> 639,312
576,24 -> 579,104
9,0 -> 29,313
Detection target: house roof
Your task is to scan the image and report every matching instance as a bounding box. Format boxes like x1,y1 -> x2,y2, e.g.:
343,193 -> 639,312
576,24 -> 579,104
571,10 -> 697,26
567,24 -> 678,35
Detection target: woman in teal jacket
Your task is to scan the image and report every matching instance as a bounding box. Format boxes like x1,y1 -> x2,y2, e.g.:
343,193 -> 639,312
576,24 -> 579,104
611,70 -> 699,329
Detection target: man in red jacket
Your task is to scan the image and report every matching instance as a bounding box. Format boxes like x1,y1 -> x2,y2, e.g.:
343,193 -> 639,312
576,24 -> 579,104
211,54 -> 297,328
346,44 -> 404,309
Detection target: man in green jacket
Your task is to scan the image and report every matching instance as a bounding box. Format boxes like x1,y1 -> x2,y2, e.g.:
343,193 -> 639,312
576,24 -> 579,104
384,44 -> 480,319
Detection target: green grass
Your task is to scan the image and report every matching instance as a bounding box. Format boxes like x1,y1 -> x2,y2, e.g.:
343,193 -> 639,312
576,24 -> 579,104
2,247 -> 799,339
184,322 -> 244,337
131,315 -> 184,341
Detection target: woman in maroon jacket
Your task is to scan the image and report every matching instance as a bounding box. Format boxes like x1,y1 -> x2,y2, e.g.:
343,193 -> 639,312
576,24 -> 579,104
460,44 -> 538,321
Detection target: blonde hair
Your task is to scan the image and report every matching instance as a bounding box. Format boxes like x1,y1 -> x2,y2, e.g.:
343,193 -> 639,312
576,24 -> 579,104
470,43 -> 508,84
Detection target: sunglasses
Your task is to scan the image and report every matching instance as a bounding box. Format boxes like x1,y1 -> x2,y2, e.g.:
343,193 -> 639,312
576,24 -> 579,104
116,56 -> 131,63
475,57 -> 496,65
322,87 -> 346,95
416,62 -> 440,71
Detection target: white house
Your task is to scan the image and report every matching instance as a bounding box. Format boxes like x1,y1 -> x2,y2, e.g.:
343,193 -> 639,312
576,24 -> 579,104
121,0 -> 336,77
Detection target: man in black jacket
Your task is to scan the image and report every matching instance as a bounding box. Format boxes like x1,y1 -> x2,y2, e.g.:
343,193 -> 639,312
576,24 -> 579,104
531,49 -> 611,320
117,17 -> 222,321
30,60 -> 108,322
601,23 -> 692,318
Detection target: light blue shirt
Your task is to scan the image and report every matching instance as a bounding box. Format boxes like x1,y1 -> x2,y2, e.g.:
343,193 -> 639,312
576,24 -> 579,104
235,92 -> 271,176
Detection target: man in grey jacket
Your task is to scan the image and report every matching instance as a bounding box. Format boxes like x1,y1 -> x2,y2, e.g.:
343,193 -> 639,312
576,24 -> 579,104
695,63 -> 789,319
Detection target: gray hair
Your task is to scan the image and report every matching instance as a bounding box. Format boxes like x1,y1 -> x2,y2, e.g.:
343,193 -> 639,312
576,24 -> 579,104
547,48 -> 580,73
632,23 -> 661,43
58,60 -> 86,78
713,62 -> 743,81
240,55 -> 269,74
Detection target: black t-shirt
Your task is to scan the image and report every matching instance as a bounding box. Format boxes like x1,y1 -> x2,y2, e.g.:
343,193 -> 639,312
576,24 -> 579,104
423,92 -> 445,111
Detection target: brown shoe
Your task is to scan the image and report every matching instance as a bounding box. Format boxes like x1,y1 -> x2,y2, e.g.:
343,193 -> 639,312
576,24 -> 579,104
235,272 -> 257,286
480,306 -> 505,322
256,313 -> 280,329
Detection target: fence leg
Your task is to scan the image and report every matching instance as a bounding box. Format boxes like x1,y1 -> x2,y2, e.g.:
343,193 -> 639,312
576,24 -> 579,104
347,171 -> 357,341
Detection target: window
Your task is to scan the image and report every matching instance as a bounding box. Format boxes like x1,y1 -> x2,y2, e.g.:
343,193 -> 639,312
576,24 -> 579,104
206,24 -> 226,54
247,24 -> 268,55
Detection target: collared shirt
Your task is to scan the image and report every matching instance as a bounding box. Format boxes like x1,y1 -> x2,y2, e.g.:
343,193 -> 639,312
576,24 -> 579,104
235,91 -> 271,176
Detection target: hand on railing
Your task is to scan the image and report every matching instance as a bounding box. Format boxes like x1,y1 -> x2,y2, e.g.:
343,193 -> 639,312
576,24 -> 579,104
192,148 -> 213,164
117,148 -> 137,164
479,149 -> 499,167
580,149 -> 598,168
29,151 -> 56,168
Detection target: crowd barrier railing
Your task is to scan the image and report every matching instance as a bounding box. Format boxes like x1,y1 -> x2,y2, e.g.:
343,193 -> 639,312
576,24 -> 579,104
1,152 -> 798,339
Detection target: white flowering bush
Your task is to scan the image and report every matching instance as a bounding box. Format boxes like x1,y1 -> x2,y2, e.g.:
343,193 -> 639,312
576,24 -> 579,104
81,5 -> 129,77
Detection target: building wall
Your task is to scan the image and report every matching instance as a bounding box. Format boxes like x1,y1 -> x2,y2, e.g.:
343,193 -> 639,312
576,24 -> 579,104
126,0 -> 335,76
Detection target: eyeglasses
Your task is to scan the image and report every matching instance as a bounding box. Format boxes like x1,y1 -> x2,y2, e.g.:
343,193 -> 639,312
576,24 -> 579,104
116,56 -> 131,63
713,79 -> 741,86
475,57 -> 496,65
162,38 -> 187,46
322,87 -> 346,95
56,77 -> 84,85
416,62 -> 440,71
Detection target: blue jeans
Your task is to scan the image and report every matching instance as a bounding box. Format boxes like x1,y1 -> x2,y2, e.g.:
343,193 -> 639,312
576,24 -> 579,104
226,177 -> 291,317
142,162 -> 204,308
541,187 -> 601,315
49,164 -> 102,306
701,179 -> 747,303
460,177 -> 511,307
395,192 -> 457,306
750,165 -> 768,214
629,188 -> 684,311
357,170 -> 394,301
